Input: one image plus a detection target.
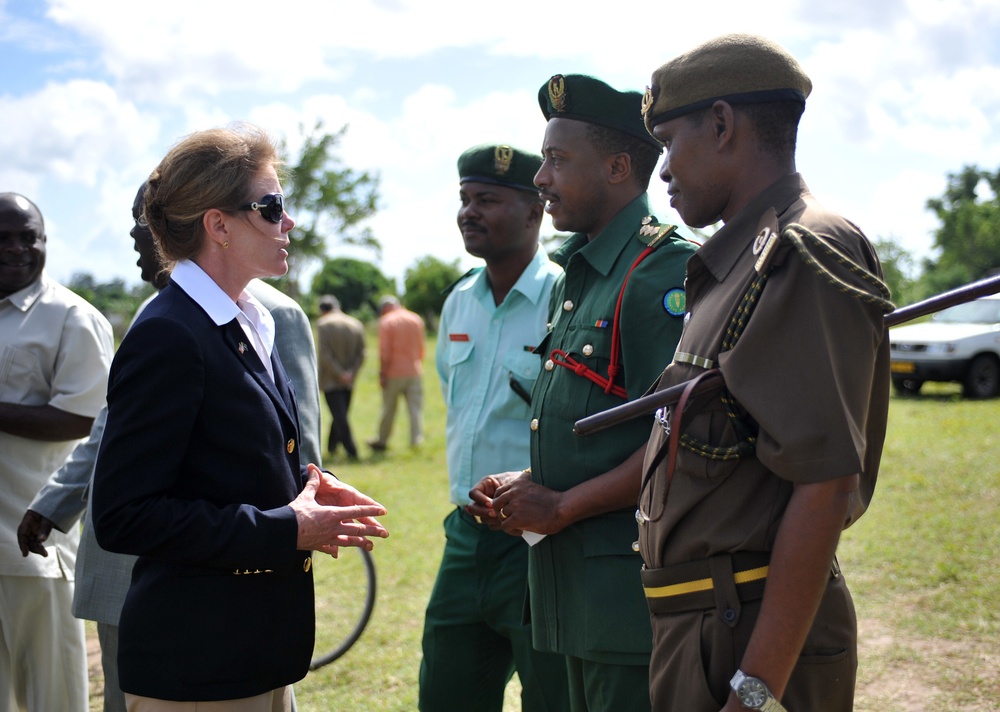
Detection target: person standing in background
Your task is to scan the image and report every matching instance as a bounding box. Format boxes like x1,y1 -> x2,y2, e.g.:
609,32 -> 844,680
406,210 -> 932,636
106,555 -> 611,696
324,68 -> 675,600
1,191 -> 115,711
316,294 -> 365,461
368,294 -> 425,451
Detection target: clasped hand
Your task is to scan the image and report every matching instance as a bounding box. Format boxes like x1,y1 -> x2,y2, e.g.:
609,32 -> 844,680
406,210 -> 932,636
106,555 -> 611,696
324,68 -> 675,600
291,464 -> 388,557
466,470 -> 566,536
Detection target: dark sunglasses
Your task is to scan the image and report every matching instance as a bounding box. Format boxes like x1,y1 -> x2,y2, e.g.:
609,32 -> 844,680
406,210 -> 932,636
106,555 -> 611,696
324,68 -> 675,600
239,193 -> 285,224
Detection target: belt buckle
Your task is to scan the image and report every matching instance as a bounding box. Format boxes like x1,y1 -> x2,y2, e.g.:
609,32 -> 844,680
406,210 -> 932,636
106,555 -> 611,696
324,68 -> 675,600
654,406 -> 672,435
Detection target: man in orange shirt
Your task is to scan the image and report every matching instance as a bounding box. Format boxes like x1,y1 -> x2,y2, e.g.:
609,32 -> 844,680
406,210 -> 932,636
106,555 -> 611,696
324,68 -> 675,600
368,295 -> 426,451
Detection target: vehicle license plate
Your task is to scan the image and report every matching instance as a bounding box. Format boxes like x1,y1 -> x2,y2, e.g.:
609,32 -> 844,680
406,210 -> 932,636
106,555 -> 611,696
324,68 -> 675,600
890,361 -> 916,374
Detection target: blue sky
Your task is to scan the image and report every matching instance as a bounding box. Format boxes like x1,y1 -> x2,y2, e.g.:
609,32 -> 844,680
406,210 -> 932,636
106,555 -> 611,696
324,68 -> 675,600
3,0 -> 1000,293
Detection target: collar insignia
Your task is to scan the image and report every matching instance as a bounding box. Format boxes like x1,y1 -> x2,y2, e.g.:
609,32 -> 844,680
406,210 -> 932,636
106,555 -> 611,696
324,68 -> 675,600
752,227 -> 772,255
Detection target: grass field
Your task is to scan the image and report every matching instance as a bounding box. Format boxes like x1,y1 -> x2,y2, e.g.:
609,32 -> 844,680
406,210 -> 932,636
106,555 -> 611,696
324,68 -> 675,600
88,333 -> 1000,711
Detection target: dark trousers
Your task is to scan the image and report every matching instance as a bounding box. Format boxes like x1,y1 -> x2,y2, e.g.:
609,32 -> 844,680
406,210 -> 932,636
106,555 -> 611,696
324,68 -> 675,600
323,388 -> 357,458
419,509 -> 570,712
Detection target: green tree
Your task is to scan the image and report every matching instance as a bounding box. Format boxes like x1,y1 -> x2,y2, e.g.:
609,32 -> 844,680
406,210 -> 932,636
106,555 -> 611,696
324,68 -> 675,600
872,237 -> 917,306
68,272 -> 155,341
922,165 -> 1000,295
310,257 -> 394,320
402,255 -> 463,330
278,122 -> 380,297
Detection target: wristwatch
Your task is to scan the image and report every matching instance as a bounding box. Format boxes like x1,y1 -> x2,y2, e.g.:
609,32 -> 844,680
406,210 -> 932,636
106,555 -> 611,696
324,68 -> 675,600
730,670 -> 786,711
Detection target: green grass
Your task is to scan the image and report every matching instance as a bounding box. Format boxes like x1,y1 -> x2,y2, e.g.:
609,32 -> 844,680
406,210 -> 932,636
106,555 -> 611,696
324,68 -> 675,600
89,338 -> 1000,710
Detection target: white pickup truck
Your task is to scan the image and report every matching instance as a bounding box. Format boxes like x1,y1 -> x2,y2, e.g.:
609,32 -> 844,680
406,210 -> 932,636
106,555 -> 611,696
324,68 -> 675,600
889,293 -> 1000,397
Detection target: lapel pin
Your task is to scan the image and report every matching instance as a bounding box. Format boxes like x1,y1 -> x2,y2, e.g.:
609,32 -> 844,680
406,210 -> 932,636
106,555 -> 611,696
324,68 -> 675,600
238,342 -> 248,355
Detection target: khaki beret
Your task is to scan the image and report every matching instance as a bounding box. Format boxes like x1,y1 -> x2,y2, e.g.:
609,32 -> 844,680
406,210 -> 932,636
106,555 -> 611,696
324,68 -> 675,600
642,34 -> 812,133
458,144 -> 541,194
539,74 -> 662,150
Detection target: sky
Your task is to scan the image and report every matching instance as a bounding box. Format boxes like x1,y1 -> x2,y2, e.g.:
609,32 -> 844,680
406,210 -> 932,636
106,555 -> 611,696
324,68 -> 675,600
2,0 -> 1000,294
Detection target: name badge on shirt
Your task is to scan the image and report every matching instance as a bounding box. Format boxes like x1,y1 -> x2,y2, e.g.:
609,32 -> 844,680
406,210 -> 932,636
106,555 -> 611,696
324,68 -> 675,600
449,333 -> 470,342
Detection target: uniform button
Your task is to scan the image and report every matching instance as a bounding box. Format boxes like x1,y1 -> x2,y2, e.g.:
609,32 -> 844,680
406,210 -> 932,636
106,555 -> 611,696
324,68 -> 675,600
723,608 -> 737,623
287,438 -> 295,454
582,344 -> 594,356
631,541 -> 640,552
303,557 -> 312,573
563,300 -> 574,312
530,418 -> 539,431
544,359 -> 554,371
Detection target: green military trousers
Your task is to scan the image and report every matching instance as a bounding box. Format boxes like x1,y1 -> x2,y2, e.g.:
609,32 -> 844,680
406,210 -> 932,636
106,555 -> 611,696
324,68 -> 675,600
419,508 -> 570,712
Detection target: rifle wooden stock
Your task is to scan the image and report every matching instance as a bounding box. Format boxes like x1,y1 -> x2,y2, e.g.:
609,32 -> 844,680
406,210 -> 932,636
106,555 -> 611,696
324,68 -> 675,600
573,273 -> 1000,437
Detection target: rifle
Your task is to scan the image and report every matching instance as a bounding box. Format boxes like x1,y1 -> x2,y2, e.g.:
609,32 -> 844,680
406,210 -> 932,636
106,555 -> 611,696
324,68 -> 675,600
573,273 -> 1000,437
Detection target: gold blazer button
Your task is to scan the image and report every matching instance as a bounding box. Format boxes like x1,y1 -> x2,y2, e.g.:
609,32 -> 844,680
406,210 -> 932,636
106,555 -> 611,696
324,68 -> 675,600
287,439 -> 295,454
303,556 -> 312,573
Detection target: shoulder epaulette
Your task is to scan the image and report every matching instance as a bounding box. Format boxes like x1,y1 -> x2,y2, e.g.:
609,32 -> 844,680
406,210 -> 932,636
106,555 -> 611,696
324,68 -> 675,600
637,216 -> 682,249
441,266 -> 484,298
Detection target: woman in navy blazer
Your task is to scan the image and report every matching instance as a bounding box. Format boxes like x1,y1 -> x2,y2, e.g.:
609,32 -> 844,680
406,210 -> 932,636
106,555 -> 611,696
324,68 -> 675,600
93,124 -> 387,710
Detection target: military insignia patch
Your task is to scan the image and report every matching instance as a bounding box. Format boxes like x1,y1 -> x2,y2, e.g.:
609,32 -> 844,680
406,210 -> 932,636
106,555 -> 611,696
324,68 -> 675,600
494,145 -> 514,175
548,75 -> 567,112
663,288 -> 686,317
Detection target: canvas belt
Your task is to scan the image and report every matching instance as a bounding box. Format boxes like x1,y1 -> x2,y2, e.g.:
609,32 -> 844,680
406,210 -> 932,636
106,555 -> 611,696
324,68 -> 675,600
641,551 -> 771,617
642,551 -> 843,621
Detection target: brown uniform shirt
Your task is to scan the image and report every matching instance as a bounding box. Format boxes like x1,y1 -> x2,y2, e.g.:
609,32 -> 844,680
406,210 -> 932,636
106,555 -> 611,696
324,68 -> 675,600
639,172 -> 890,569
638,173 -> 890,710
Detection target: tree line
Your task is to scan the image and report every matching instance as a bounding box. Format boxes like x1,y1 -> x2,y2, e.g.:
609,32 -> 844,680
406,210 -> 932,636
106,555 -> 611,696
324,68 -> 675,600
68,121 -> 1000,336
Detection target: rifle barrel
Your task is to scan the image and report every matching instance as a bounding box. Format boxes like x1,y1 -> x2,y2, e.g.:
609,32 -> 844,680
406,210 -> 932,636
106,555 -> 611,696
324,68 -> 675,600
573,273 -> 1000,437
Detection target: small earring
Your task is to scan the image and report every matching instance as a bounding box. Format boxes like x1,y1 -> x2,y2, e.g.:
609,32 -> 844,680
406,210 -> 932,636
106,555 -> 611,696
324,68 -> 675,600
223,241 -> 229,249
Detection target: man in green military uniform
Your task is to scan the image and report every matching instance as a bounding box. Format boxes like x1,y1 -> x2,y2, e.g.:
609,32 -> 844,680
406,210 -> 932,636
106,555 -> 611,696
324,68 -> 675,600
468,74 -> 698,711
638,35 -> 891,711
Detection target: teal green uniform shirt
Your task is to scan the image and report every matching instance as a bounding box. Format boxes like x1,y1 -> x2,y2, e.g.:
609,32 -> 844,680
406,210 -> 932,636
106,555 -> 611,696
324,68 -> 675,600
437,248 -> 563,505
527,193 -> 697,664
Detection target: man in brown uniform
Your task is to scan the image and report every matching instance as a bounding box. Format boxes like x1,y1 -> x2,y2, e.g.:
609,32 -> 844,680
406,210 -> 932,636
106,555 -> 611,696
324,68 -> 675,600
637,35 -> 892,711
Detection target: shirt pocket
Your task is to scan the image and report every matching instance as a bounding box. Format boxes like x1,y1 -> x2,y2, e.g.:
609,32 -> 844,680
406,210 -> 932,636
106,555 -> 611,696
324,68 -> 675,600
497,349 -> 542,419
0,345 -> 49,405
443,340 -> 476,407
581,516 -> 652,655
543,325 -> 616,412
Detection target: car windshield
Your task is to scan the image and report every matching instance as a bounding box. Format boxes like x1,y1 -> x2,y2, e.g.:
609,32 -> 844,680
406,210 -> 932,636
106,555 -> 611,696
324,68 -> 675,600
932,299 -> 1000,325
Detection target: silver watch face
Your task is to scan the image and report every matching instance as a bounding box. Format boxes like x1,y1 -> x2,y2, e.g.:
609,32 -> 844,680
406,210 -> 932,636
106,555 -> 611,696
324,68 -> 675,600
737,677 -> 769,707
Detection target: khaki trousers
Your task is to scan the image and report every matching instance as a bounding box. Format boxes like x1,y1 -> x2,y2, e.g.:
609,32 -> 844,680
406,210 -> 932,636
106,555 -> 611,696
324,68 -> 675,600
125,686 -> 291,712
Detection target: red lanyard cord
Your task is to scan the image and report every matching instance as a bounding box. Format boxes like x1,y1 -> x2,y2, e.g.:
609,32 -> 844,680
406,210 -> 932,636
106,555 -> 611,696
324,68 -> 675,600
547,244 -> 656,402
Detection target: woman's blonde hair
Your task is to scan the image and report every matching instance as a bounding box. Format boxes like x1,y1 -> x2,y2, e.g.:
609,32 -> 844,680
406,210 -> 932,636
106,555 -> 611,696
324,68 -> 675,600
144,122 -> 280,264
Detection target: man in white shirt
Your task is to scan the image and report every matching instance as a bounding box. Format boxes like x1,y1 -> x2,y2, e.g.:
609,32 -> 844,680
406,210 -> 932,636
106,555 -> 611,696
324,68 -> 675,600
419,144 -> 569,711
0,192 -> 114,711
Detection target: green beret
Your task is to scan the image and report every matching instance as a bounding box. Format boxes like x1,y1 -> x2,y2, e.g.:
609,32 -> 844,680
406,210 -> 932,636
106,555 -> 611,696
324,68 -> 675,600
458,143 -> 541,194
538,74 -> 662,150
642,34 -> 812,133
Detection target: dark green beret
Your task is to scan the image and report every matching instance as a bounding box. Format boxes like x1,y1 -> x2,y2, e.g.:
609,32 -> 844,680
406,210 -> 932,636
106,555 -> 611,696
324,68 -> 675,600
538,74 -> 661,150
642,34 -> 812,133
458,143 -> 541,194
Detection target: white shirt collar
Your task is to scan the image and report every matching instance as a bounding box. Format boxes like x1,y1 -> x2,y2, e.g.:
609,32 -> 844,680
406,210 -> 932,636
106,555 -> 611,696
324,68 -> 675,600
170,260 -> 275,355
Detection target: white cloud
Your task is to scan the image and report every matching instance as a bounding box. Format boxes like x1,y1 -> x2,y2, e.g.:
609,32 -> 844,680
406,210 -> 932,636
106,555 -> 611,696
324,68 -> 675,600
5,0 -> 1000,293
